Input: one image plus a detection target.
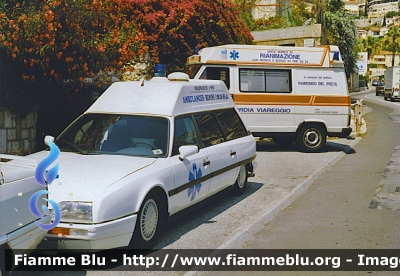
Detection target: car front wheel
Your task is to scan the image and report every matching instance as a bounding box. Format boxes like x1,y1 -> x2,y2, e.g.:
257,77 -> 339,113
129,190 -> 167,249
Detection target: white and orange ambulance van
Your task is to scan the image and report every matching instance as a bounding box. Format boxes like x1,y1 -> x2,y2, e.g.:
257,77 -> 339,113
187,44 -> 352,152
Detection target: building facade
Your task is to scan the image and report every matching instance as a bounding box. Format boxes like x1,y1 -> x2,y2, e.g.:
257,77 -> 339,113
251,24 -> 322,46
367,0 -> 399,18
369,51 -> 400,80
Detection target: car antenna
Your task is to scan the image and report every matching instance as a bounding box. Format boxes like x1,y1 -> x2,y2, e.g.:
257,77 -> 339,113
140,77 -> 145,86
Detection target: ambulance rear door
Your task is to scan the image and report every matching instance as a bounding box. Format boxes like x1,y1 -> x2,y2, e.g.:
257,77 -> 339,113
293,67 -> 350,134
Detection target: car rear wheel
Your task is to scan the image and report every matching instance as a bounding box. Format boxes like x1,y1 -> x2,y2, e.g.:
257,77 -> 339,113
296,124 -> 326,153
231,164 -> 248,196
129,190 -> 167,249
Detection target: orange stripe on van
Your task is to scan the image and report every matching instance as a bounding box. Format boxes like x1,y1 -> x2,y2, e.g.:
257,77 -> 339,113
233,94 -> 350,106
312,95 -> 350,106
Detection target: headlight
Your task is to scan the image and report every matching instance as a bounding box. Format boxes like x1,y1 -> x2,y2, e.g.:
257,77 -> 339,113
58,201 -> 93,223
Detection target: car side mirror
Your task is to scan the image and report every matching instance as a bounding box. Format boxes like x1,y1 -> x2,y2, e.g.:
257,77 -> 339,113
178,145 -> 199,161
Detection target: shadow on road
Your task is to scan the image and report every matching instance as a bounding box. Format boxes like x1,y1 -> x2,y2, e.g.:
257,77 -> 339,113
155,181 -> 263,249
256,139 -> 356,154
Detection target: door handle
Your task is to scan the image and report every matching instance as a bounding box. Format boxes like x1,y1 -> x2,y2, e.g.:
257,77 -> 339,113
203,160 -> 210,166
230,151 -> 237,156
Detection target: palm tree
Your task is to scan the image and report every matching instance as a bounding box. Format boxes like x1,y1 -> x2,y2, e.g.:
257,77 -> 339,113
358,35 -> 382,60
383,26 -> 400,67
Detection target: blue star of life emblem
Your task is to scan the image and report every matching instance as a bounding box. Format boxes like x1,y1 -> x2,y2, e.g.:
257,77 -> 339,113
188,163 -> 202,201
230,50 -> 239,60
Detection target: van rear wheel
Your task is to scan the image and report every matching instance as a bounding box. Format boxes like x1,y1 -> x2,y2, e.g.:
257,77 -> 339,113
296,124 -> 326,153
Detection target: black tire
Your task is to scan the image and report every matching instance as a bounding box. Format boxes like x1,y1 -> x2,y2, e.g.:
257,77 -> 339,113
273,137 -> 294,146
129,190 -> 168,250
231,164 -> 248,196
296,124 -> 326,153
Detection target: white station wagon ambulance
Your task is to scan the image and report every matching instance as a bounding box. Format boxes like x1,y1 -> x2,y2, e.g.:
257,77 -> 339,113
27,73 -> 256,250
187,44 -> 352,152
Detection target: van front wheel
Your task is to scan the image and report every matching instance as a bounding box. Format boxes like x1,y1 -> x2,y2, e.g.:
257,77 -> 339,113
296,124 -> 326,153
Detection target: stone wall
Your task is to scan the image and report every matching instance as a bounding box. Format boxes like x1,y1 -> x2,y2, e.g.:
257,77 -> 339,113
0,110 -> 36,155
251,24 -> 322,47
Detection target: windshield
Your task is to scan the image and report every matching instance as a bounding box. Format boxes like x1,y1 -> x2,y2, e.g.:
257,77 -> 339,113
187,64 -> 202,79
56,114 -> 169,157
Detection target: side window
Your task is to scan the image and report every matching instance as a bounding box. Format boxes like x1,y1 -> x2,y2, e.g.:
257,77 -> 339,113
172,116 -> 200,156
215,109 -> 248,141
199,67 -> 230,89
266,70 -> 291,92
240,69 -> 265,92
239,68 -> 291,93
194,113 -> 225,148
